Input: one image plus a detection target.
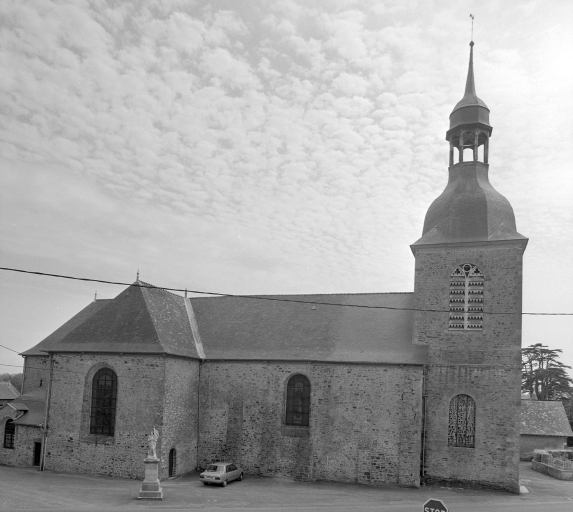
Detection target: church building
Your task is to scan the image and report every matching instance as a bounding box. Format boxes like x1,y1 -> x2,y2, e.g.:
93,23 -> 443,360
0,42 -> 527,493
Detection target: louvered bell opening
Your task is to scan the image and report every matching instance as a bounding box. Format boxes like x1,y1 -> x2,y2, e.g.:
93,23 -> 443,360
467,277 -> 483,330
449,278 -> 466,329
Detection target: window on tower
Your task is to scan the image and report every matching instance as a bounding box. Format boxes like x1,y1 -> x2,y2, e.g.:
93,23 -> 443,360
448,394 -> 476,448
448,263 -> 484,330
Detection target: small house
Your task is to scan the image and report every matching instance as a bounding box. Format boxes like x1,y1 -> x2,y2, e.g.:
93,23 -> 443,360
520,399 -> 573,460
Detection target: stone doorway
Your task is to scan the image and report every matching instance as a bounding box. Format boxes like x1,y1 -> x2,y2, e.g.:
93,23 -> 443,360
169,448 -> 176,477
33,442 -> 41,466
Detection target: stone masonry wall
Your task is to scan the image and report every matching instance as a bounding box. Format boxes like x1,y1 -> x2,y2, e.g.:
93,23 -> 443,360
43,353 -> 166,479
0,415 -> 42,468
159,358 -> 200,477
198,361 -> 423,487
22,356 -> 50,394
413,243 -> 525,493
520,435 -> 568,461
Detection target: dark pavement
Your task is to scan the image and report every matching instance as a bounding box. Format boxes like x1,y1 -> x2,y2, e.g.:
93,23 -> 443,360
0,462 -> 572,511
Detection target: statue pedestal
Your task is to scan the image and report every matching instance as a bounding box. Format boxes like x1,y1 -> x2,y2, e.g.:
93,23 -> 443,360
138,457 -> 163,500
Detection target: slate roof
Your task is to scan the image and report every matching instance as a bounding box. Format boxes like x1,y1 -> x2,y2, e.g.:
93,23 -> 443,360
413,162 -> 529,246
6,402 -> 28,411
21,299 -> 111,356
451,42 -> 489,115
521,400 -> 573,437
190,292 -> 428,364
10,387 -> 47,427
33,282 -> 201,358
0,381 -> 20,400
23,283 -> 428,365
448,42 -> 491,135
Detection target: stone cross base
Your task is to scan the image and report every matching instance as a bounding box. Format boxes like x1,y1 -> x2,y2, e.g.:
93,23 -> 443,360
138,457 -> 163,500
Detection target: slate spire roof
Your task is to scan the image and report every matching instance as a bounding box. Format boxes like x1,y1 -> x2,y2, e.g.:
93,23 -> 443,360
413,41 -> 527,247
452,41 -> 489,113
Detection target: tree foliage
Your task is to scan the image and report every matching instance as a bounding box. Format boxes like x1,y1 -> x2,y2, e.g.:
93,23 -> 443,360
522,344 -> 573,401
0,372 -> 23,392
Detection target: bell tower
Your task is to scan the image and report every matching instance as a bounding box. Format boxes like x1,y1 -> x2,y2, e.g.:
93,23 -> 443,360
411,42 -> 528,493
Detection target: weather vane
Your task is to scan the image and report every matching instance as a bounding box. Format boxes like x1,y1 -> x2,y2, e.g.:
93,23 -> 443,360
470,14 -> 474,41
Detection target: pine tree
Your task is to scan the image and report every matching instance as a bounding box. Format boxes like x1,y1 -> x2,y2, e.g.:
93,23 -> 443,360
522,343 -> 573,400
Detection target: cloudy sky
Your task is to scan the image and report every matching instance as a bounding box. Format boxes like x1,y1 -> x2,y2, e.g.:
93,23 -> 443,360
1,0 -> 572,374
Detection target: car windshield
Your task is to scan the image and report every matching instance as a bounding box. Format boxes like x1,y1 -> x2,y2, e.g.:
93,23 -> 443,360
206,465 -> 224,472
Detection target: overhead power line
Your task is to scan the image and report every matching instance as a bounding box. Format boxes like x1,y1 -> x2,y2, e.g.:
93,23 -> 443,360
0,344 -> 20,354
0,266 -> 571,316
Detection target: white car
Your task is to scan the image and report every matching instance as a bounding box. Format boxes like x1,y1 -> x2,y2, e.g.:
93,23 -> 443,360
199,462 -> 243,487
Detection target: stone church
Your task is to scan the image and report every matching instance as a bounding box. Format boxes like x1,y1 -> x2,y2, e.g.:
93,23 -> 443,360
0,43 -> 527,493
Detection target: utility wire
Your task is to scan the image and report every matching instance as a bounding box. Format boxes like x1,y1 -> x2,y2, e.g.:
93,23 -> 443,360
0,266 -> 571,316
0,344 -> 20,354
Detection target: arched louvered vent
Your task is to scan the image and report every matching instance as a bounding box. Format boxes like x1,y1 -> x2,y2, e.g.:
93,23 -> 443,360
449,263 -> 484,330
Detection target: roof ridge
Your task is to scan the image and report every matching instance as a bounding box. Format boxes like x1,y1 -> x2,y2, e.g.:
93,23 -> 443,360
137,280 -> 185,300
138,285 -> 165,350
190,291 -> 413,299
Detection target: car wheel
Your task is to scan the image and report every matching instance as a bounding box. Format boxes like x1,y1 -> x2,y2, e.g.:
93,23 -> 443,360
222,480 -> 227,487
238,473 -> 243,481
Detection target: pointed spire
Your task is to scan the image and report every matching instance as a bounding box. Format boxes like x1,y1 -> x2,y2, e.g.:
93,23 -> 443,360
464,41 -> 476,97
136,269 -> 140,282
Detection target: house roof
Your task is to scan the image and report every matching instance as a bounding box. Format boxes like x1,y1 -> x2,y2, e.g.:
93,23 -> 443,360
521,400 -> 573,437
12,400 -> 45,427
21,299 -> 111,356
35,283 -> 201,359
0,381 -> 20,400
190,292 -> 428,364
10,387 -> 47,427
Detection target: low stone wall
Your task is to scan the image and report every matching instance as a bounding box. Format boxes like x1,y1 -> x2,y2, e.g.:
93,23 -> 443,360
532,450 -> 573,481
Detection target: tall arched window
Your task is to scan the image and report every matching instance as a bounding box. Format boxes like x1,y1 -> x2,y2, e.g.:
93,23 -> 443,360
285,374 -> 310,427
449,263 -> 484,330
3,419 -> 15,449
448,394 -> 476,448
90,368 -> 117,436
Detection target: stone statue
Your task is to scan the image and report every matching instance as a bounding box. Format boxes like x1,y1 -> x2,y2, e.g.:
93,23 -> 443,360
147,426 -> 159,459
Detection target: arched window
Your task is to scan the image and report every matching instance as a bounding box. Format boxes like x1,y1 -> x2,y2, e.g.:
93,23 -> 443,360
90,368 -> 117,436
448,394 -> 476,448
285,374 -> 311,427
449,263 -> 484,330
3,419 -> 15,449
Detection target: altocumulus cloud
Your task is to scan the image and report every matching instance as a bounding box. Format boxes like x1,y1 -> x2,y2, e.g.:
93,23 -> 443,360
0,0 -> 571,307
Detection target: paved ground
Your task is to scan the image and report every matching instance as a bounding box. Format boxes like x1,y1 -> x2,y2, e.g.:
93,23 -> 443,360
0,462 -> 572,512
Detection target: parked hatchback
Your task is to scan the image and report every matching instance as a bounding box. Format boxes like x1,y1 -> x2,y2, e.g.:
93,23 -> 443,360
199,462 -> 243,487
